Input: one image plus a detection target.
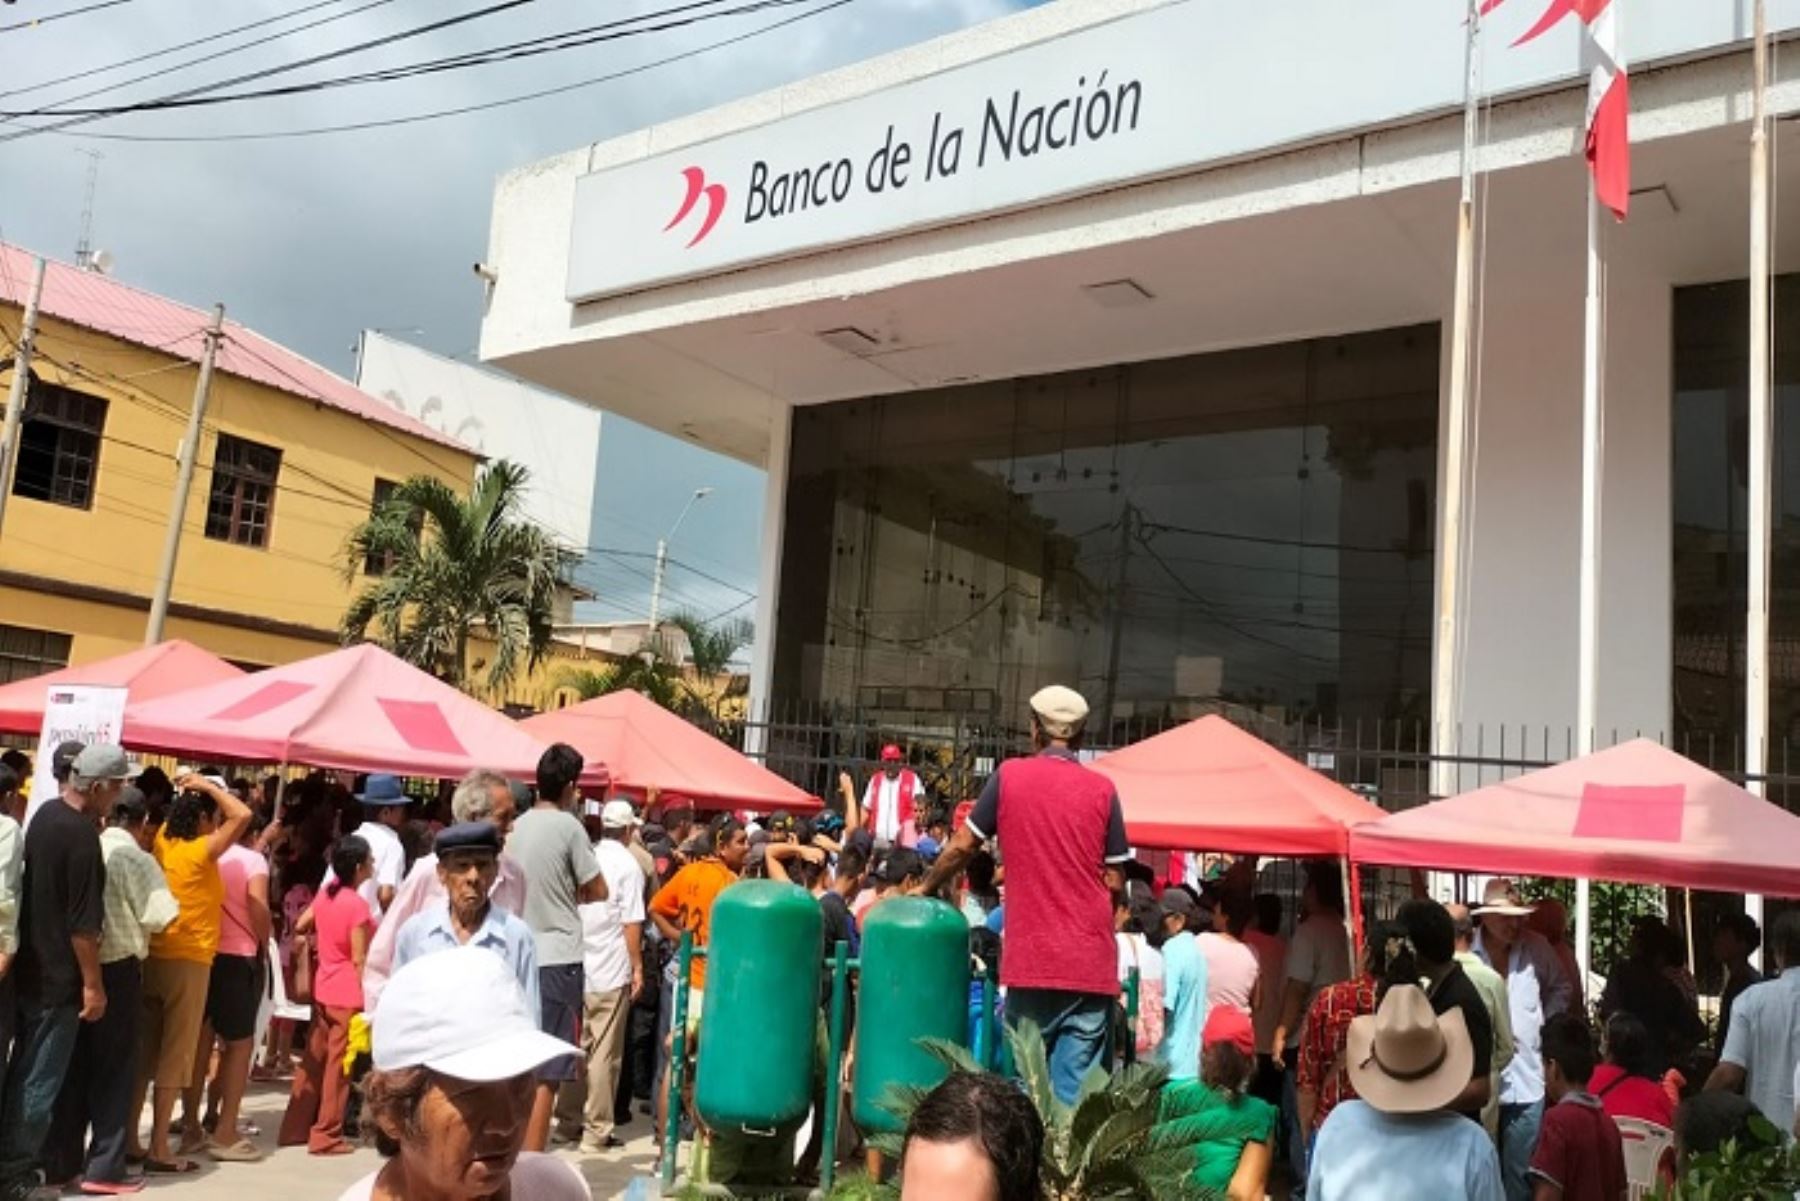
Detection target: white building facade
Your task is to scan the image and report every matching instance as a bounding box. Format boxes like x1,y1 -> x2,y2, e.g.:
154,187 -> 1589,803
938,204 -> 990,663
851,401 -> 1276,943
479,0 -> 1800,773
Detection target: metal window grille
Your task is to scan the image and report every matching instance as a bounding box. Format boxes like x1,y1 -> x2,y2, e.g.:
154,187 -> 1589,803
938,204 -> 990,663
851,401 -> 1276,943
205,434 -> 281,547
11,382 -> 106,509
0,624 -> 72,685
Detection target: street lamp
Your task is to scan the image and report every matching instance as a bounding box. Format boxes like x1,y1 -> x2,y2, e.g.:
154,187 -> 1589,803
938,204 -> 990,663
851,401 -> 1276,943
648,486 -> 713,634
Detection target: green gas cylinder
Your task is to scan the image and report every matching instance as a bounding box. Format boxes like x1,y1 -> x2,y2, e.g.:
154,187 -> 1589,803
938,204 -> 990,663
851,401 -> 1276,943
694,879 -> 823,1129
852,897 -> 971,1134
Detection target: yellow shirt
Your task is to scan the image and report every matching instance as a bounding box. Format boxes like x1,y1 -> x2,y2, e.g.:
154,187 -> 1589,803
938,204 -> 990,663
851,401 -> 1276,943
150,831 -> 224,965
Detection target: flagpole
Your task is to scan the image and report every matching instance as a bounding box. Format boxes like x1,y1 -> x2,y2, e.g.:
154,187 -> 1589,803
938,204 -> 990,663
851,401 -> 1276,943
1744,0 -> 1770,949
1575,176 -> 1604,991
1432,0 -> 1483,806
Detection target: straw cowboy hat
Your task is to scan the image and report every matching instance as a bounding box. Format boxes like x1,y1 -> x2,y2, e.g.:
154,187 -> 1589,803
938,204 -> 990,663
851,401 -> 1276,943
1472,877 -> 1535,918
1345,985 -> 1475,1114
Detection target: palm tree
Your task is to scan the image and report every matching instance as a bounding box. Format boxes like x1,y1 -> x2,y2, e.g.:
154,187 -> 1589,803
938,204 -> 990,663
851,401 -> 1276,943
666,610 -> 752,716
553,646 -> 682,711
341,459 -> 572,693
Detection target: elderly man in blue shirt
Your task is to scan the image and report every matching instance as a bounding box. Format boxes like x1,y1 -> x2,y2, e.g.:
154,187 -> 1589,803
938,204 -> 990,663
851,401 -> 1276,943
1470,879 -> 1574,1201
392,822 -> 539,1018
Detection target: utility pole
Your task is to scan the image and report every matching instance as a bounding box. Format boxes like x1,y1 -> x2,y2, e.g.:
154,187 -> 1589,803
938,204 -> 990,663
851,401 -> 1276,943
0,256 -> 47,542
649,486 -> 713,637
145,304 -> 224,645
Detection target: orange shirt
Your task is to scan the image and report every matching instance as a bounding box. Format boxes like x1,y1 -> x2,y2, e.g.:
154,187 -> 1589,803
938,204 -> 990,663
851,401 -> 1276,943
649,859 -> 736,990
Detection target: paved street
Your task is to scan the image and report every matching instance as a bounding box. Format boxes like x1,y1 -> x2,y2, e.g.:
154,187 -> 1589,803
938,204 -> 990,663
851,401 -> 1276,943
161,1082 -> 662,1200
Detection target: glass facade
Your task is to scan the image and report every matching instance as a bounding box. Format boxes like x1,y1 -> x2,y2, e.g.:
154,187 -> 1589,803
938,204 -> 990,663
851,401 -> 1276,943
1672,275 -> 1800,763
774,324 -> 1440,740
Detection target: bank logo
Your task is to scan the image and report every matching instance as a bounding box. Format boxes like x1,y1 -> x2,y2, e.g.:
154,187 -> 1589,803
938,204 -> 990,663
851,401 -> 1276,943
665,166 -> 727,248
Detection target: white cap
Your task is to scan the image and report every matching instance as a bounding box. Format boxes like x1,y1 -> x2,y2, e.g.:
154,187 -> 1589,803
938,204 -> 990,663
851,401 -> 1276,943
373,946 -> 578,1081
1030,684 -> 1090,739
601,799 -> 637,829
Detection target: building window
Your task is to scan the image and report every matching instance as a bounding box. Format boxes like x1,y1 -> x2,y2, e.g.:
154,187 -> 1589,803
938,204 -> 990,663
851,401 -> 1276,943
205,434 -> 281,547
776,323 -> 1439,744
0,624 -> 72,685
1672,274 -> 1800,776
362,478 -> 421,576
11,382 -> 106,509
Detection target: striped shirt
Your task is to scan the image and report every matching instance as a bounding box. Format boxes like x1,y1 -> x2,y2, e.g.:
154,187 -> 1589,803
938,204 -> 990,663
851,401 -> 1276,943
0,815 -> 19,957
99,827 -> 178,965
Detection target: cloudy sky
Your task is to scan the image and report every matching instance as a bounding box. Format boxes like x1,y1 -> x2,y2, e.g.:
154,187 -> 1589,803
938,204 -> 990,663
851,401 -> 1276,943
0,0 -> 1024,624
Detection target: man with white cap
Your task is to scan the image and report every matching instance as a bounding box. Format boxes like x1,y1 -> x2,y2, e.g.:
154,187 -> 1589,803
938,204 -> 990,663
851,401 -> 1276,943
554,798 -> 645,1152
1308,985 -> 1504,1201
349,946 -> 589,1201
1470,879 -> 1573,1201
918,684 -> 1131,1104
0,744 -> 125,1201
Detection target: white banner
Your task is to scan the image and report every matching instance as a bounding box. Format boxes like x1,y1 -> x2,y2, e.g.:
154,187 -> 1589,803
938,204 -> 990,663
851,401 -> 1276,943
27,684 -> 127,827
567,0 -> 1787,302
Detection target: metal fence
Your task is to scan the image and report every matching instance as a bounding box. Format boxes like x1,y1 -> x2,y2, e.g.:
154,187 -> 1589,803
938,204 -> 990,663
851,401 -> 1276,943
722,701 -> 1800,818
708,703 -> 1796,984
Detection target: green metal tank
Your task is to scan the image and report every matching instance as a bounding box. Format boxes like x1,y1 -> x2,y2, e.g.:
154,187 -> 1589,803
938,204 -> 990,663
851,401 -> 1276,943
694,879 -> 823,1129
852,897 -> 971,1133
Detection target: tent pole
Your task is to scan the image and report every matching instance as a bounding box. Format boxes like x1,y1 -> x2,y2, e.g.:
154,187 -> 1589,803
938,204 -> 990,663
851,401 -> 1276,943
1340,855 -> 1360,965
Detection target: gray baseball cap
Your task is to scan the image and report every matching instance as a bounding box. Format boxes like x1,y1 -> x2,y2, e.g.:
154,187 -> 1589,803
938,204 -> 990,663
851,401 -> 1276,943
71,743 -> 140,782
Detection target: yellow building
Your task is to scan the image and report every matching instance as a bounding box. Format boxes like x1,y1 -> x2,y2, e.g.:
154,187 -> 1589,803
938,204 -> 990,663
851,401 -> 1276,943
0,244 -> 480,679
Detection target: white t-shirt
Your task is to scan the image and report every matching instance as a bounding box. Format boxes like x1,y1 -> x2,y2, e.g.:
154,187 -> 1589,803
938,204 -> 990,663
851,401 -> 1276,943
1115,932 -> 1165,985
580,839 -> 647,995
863,774 -> 912,842
1285,911 -> 1352,1048
337,1152 -> 590,1201
321,819 -> 405,924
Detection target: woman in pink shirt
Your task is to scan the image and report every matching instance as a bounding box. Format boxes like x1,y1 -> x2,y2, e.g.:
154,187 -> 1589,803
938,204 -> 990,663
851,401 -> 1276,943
279,836 -> 373,1155
1198,894 -> 1263,1018
186,818 -> 272,1161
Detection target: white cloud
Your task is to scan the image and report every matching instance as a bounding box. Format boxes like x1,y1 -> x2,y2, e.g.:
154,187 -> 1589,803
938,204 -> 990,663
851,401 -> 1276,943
0,0 -> 1026,367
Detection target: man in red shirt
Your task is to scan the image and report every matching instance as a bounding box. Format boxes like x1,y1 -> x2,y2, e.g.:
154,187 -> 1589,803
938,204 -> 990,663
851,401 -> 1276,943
918,685 -> 1131,1103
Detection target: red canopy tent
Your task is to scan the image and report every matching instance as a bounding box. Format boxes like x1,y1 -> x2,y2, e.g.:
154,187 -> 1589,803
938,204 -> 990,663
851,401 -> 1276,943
0,640 -> 243,736
1090,714 -> 1386,856
1350,739 -> 1800,897
122,643 -> 556,780
520,690 -> 819,812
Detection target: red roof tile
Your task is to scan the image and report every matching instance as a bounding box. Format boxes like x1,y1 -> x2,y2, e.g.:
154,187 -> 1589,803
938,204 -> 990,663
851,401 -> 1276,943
0,243 -> 470,454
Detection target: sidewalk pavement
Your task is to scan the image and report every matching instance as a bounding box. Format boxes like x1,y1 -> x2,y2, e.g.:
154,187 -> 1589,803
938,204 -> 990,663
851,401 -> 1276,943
148,1081 -> 660,1200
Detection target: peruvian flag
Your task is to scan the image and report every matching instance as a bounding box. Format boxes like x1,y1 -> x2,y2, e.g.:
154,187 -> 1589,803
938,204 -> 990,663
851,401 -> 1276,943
1482,0 -> 1630,220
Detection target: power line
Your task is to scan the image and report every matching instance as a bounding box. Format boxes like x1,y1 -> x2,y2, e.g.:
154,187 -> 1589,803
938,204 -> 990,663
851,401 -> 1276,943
0,0 -> 139,35
0,0 -> 547,142
20,0 -> 854,143
0,0 -> 379,103
6,0 -> 818,121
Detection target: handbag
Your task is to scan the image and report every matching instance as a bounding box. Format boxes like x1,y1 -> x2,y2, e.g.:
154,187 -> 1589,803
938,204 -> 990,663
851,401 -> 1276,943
290,933 -> 315,1006
1127,936 -> 1165,1058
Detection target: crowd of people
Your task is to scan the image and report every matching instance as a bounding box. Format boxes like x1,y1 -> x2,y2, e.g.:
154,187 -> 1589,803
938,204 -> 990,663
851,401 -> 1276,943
0,675 -> 1793,1201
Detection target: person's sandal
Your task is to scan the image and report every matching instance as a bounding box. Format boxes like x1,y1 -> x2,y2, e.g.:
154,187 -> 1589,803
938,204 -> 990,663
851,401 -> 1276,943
207,1140 -> 262,1163
143,1158 -> 199,1175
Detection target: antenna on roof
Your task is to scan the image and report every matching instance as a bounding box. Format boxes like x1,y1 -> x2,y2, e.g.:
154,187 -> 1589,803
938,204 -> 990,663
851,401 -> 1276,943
73,148 -> 103,270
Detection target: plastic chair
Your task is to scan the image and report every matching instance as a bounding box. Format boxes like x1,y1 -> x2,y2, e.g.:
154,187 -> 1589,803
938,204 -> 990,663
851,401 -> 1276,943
254,936 -> 311,1050
1615,1116 -> 1675,1200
